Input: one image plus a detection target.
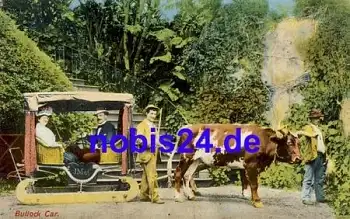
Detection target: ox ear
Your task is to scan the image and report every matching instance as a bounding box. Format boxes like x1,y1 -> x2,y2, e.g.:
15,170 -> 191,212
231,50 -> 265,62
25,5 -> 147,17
290,131 -> 298,138
277,127 -> 288,135
270,130 -> 284,142
278,127 -> 298,138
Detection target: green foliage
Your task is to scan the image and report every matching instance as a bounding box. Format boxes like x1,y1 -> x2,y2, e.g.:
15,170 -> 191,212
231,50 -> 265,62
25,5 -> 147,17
3,0 -> 79,72
2,1 -> 348,216
260,163 -> 302,189
0,179 -> 17,194
48,112 -> 97,146
208,167 -> 231,186
0,10 -> 73,133
34,169 -> 68,187
293,0 -> 350,120
278,0 -> 350,215
166,0 -> 222,37
178,0 -> 270,125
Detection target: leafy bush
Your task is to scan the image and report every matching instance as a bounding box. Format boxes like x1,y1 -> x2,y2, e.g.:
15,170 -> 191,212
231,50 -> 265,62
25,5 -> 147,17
0,10 -> 73,133
208,167 -> 231,186
0,179 -> 17,194
48,112 -> 97,147
170,0 -> 271,126
260,163 -> 303,189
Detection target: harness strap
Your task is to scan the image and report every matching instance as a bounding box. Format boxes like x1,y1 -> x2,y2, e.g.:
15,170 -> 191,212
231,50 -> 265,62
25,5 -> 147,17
273,150 -> 277,164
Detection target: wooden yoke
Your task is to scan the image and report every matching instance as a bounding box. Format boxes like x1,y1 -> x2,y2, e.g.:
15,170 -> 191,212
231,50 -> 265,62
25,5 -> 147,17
24,111 -> 36,176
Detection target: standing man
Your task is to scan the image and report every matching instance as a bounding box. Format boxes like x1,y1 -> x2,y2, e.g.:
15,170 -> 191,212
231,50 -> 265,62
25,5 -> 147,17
136,104 -> 164,204
296,109 -> 328,205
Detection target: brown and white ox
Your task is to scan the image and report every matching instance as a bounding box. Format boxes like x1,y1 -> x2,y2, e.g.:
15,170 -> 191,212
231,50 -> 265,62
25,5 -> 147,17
167,124 -> 302,208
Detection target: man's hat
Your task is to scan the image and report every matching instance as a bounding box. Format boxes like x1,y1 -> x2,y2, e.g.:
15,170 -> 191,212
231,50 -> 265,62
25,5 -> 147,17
94,107 -> 109,115
36,106 -> 53,117
309,108 -> 324,118
144,104 -> 159,113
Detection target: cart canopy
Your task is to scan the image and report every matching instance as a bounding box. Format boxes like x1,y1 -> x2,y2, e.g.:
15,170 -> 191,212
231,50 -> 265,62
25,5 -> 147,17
23,91 -> 134,112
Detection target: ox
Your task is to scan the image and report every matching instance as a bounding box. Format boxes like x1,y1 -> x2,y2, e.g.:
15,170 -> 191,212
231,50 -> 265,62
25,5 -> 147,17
167,124 -> 302,208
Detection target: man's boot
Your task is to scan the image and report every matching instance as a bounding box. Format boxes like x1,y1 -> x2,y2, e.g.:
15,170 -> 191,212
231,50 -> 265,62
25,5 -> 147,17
152,199 -> 165,204
302,200 -> 315,205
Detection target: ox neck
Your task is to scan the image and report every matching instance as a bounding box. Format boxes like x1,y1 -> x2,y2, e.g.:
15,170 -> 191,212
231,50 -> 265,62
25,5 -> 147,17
270,142 -> 285,163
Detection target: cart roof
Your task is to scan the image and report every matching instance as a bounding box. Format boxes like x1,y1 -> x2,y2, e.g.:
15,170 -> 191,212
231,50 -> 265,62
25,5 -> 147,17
23,91 -> 134,112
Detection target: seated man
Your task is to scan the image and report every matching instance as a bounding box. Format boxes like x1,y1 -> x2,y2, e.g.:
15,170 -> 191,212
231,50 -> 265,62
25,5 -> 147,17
64,108 -> 116,165
35,106 -> 63,148
92,107 -> 116,144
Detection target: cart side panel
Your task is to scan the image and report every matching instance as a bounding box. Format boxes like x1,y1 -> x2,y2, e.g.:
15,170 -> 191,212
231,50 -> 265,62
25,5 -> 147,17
127,105 -> 135,171
24,111 -> 37,176
121,104 -> 131,175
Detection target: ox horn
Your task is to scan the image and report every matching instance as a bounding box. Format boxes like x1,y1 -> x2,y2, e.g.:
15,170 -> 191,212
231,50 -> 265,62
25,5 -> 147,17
275,130 -> 284,139
269,128 -> 284,140
277,125 -> 290,137
290,131 -> 298,138
270,124 -> 287,139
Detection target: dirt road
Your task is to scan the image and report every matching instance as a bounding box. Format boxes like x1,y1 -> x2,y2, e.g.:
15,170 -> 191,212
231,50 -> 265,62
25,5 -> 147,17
0,185 -> 335,219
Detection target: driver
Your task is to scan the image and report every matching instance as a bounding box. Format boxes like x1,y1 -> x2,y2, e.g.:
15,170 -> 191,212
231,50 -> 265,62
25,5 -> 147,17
65,108 -> 116,164
92,107 -> 116,145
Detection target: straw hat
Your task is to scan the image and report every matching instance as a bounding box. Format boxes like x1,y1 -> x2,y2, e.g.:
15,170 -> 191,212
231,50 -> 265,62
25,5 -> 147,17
94,107 -> 109,115
36,106 -> 53,117
309,109 -> 324,118
144,104 -> 159,113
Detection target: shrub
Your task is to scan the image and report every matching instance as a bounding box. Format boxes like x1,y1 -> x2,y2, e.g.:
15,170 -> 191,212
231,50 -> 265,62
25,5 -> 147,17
0,10 -> 73,133
259,163 -> 303,190
48,112 -> 97,146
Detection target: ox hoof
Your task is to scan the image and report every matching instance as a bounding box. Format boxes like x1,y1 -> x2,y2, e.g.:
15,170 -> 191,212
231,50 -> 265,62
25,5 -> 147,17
252,201 -> 264,208
175,197 -> 183,203
193,191 -> 202,196
188,195 -> 196,200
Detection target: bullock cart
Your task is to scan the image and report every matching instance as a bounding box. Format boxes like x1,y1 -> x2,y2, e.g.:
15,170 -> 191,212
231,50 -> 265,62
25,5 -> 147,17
11,91 -> 139,205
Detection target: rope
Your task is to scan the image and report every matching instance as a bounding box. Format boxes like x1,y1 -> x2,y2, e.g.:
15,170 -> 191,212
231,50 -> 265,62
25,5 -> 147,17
52,121 -> 63,143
